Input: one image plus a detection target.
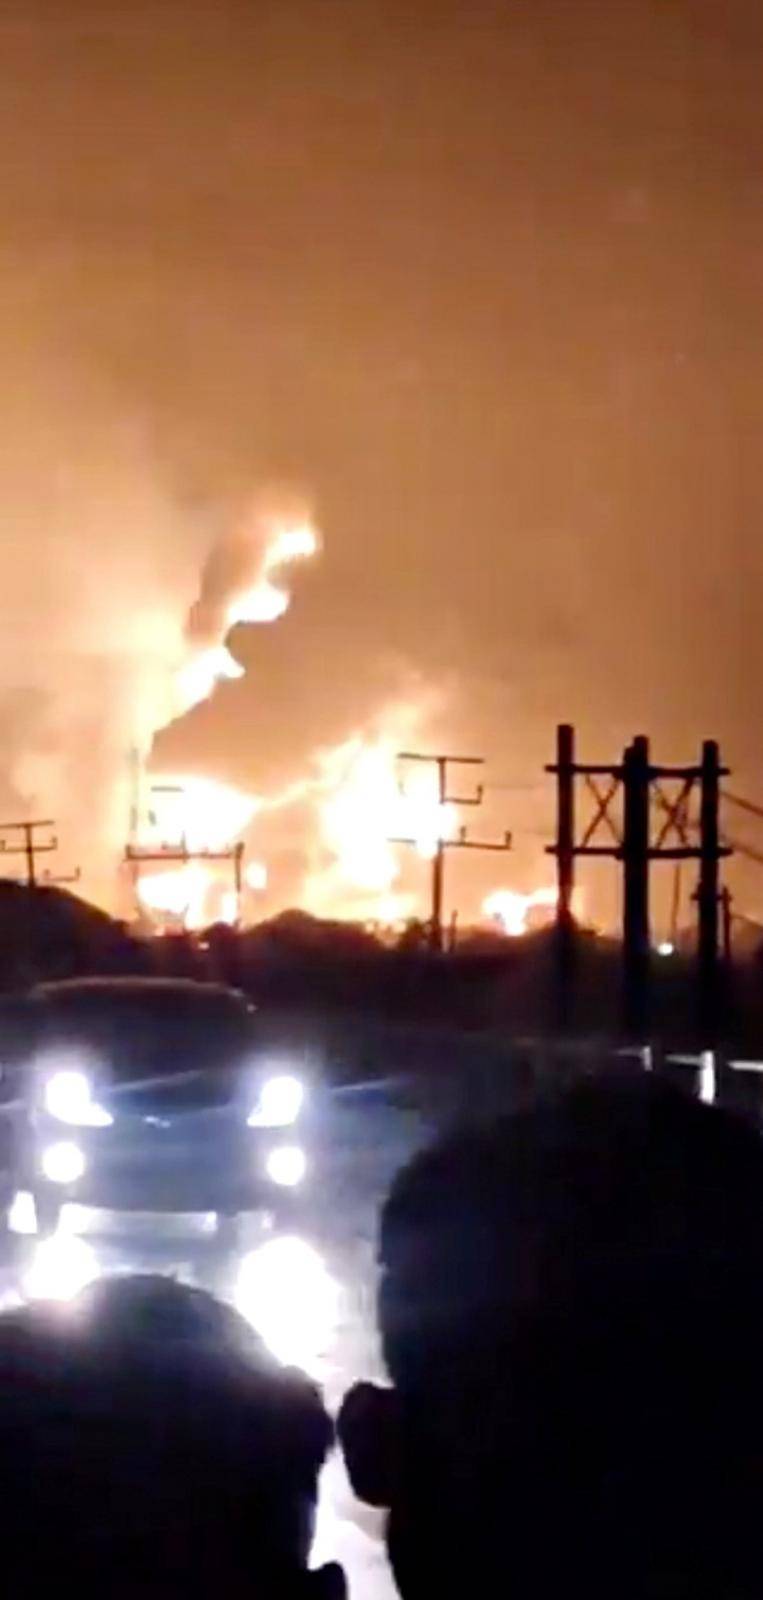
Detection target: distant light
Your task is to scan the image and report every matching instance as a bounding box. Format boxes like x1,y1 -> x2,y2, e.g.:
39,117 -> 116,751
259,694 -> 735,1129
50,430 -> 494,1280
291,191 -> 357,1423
657,941 -> 675,958
24,1234 -> 98,1302
233,1236 -> 338,1374
265,1145 -> 306,1188
483,886 -> 558,937
245,860 -> 268,892
41,1141 -> 86,1185
699,1050 -> 716,1105
8,1190 -> 37,1237
219,890 -> 239,926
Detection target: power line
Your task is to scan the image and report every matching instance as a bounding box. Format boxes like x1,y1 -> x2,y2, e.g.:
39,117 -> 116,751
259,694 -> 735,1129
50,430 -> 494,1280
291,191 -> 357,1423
725,835 -> 763,870
723,790 -> 763,823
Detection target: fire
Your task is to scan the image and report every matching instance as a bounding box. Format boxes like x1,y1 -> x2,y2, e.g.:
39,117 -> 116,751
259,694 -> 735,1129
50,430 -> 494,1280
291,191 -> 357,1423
175,645 -> 244,713
318,740 -> 405,894
245,860 -> 268,892
219,890 -> 239,926
372,891 -> 418,926
144,507 -> 318,928
146,775 -> 257,852
142,496 -> 459,934
227,524 -> 317,625
227,582 -> 289,626
482,886 -> 586,937
136,849 -> 268,932
177,513 -> 319,714
133,775 -> 259,929
303,729 -> 457,918
137,863 -> 211,927
483,886 -> 558,937
262,522 -> 319,570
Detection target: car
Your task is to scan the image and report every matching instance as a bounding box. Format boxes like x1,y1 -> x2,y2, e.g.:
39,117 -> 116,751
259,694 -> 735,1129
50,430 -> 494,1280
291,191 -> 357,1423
7,976 -> 309,1271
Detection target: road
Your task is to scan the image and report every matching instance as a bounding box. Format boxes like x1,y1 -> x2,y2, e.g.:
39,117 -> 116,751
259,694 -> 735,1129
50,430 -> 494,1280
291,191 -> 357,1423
306,1085 -> 431,1598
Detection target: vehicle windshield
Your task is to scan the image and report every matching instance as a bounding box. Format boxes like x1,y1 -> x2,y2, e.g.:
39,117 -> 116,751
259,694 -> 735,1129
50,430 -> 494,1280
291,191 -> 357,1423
31,982 -> 257,1088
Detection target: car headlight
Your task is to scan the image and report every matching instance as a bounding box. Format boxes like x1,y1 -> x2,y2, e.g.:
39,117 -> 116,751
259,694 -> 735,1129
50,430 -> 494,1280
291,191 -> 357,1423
40,1141 -> 86,1185
44,1070 -> 113,1128
247,1074 -> 304,1129
233,1237 -> 338,1373
265,1145 -> 306,1188
24,1234 -> 98,1302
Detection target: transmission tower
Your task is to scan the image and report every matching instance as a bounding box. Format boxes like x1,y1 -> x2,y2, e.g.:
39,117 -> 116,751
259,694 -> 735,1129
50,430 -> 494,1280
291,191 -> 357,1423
547,725 -> 730,1041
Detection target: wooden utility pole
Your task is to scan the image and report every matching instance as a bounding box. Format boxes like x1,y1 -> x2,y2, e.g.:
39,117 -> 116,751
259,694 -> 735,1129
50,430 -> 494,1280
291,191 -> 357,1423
550,725 -> 577,1027
622,737 -> 651,1037
697,740 -> 723,1043
391,752 -> 512,951
126,777 -> 247,928
721,886 -> 733,968
0,820 -> 58,887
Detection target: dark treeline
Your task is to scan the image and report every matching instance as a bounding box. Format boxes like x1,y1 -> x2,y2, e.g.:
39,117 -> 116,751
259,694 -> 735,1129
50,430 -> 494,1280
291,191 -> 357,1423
2,881 -> 763,1059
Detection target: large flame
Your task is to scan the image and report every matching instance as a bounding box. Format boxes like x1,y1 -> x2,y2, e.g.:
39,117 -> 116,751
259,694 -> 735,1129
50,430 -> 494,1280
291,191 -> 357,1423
139,508 -> 459,933
175,646 -> 244,715
483,886 -> 559,937
175,511 -> 319,715
137,712 -> 458,932
135,508 -> 319,928
303,728 -> 457,919
137,863 -> 212,927
133,775 -> 259,928
227,525 -> 318,626
482,885 -> 585,937
146,775 -> 257,852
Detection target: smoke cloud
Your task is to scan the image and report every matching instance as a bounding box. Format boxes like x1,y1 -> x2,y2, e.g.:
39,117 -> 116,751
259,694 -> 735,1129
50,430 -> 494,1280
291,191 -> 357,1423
0,335 -> 210,904
4,1 -> 763,928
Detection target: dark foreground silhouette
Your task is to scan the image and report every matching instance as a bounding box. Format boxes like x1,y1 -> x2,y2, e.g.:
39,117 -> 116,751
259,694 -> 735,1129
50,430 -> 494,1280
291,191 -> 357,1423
0,1275 -> 344,1598
342,1075 -> 763,1599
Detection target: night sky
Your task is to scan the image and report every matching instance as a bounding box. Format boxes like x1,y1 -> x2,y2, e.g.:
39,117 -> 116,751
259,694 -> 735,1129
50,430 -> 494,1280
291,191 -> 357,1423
2,0 -> 762,924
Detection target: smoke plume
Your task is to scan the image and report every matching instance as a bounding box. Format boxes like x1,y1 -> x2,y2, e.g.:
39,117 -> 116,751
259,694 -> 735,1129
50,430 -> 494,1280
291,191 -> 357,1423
0,331 -> 214,906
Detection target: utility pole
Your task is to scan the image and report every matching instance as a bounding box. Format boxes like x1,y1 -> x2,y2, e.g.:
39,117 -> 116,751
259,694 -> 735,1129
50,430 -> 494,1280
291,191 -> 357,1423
391,752 -> 512,951
697,740 -> 724,1044
721,886 -> 733,968
126,778 -> 247,929
0,820 -> 59,888
721,794 -> 763,952
549,725 -> 577,1027
622,737 -> 651,1037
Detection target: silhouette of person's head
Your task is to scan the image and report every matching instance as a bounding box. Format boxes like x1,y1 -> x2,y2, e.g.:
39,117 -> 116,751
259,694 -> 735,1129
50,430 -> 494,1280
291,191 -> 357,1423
0,1274 -> 343,1598
341,1076 -> 763,1599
